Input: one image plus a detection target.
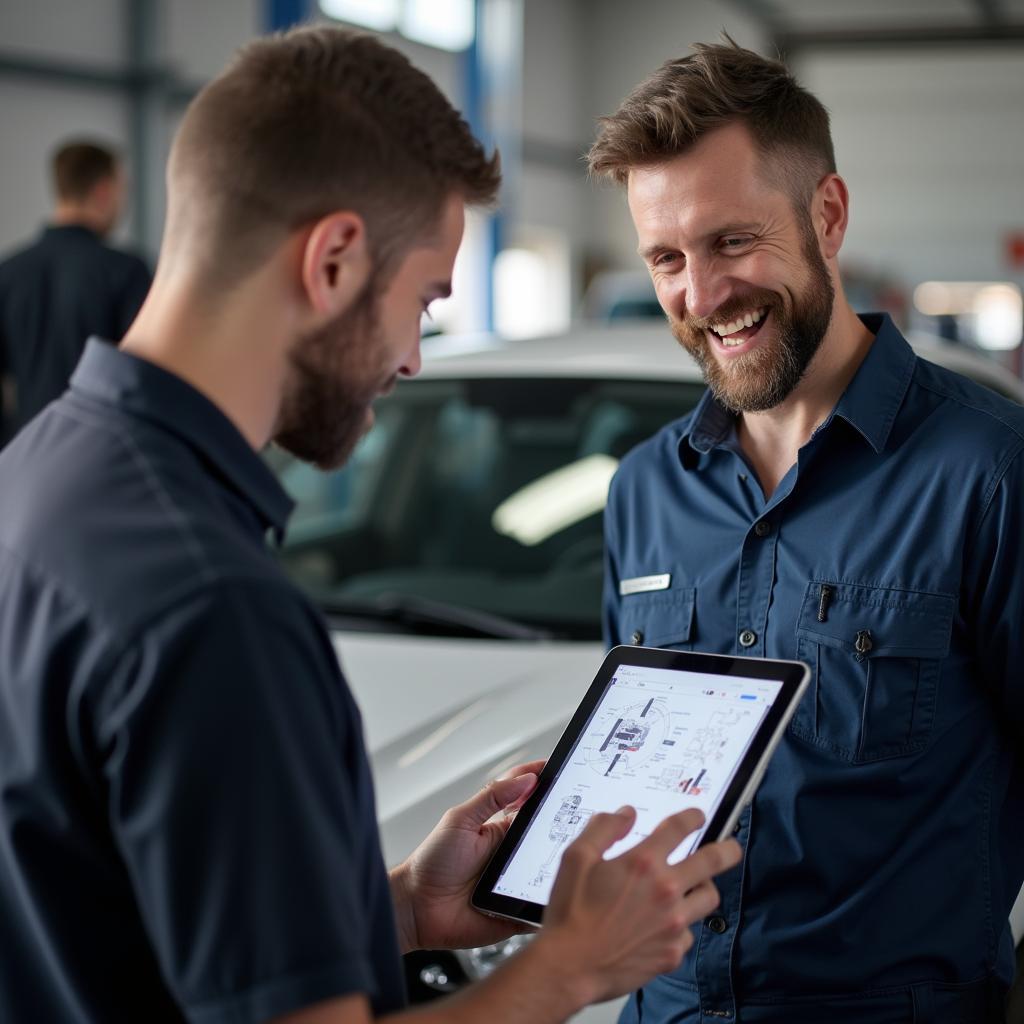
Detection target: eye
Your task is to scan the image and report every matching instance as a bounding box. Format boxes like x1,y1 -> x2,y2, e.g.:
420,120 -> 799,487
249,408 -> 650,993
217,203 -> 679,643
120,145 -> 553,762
720,235 -> 753,252
653,251 -> 682,268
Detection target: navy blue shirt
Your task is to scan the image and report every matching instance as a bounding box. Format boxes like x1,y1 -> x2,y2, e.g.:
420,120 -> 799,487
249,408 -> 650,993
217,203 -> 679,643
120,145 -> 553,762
0,340 -> 405,1023
604,315 -> 1024,1023
0,224 -> 151,437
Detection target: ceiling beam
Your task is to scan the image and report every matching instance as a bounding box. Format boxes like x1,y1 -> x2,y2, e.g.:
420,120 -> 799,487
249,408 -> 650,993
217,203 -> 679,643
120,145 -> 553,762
776,23 -> 1024,55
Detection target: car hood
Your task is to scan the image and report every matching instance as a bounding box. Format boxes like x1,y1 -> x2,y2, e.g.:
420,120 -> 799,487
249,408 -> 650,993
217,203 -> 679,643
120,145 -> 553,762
332,632 -> 603,866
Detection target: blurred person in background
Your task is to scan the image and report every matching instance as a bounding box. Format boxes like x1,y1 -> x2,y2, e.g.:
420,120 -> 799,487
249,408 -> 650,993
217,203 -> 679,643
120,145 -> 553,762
0,27 -> 740,1024
0,139 -> 151,442
592,39 -> 1024,1024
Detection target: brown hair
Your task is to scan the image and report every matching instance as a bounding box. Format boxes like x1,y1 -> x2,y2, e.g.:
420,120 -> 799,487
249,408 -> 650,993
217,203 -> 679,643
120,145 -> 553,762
52,141 -> 118,202
168,25 -> 500,287
588,40 -> 835,208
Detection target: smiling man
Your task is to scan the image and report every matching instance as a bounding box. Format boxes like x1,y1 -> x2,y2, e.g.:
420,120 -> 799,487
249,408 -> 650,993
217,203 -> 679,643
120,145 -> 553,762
0,25 -> 741,1024
591,41 -> 1024,1024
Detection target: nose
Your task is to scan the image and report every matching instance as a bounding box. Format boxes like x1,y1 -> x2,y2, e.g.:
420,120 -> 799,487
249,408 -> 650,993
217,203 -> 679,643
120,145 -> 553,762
679,256 -> 732,322
400,332 -> 422,378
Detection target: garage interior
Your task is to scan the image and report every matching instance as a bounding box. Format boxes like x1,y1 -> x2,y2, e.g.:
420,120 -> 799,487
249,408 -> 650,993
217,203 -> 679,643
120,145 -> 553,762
1,1 -> 1023,1022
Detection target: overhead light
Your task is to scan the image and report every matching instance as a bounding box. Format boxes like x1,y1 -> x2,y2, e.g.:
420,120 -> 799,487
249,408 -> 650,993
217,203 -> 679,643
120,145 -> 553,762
913,281 -> 1022,351
319,0 -> 398,31
492,454 -> 619,547
319,0 -> 475,51
402,0 -> 475,51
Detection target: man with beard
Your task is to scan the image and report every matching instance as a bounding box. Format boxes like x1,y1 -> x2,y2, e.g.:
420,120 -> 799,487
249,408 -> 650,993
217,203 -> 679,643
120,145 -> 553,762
0,25 -> 742,1024
591,41 -> 1024,1024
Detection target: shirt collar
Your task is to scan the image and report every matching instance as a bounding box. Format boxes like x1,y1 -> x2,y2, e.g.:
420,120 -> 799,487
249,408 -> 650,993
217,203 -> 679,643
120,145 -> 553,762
70,339 -> 294,540
680,312 -> 916,465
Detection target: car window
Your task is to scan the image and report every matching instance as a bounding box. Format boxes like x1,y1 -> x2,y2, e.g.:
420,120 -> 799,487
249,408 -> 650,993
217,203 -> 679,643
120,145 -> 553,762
272,376 -> 706,639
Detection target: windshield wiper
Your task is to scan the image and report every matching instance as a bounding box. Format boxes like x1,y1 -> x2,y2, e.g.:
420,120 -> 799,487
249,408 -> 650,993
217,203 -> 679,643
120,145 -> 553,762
318,592 -> 556,641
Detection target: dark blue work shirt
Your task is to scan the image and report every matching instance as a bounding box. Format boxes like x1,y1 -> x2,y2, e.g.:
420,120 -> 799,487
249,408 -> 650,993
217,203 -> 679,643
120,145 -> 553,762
0,340 -> 405,1023
0,224 -> 151,438
604,315 -> 1024,1023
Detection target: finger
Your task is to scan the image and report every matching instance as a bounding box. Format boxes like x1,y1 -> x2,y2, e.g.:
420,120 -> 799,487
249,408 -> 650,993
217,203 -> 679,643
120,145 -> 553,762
672,838 -> 742,888
635,807 -> 706,859
496,758 -> 546,782
448,773 -> 539,830
569,805 -> 636,857
678,879 -> 722,922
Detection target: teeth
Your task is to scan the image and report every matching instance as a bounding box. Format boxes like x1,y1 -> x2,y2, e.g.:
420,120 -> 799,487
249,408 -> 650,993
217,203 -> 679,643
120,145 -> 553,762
711,307 -> 765,340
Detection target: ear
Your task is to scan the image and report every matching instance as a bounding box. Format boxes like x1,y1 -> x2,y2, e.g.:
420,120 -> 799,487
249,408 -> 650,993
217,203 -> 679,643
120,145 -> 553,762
814,173 -> 849,261
300,211 -> 372,317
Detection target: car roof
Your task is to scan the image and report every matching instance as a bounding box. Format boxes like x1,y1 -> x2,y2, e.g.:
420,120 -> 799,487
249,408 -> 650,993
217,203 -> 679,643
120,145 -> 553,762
417,321 -> 1024,403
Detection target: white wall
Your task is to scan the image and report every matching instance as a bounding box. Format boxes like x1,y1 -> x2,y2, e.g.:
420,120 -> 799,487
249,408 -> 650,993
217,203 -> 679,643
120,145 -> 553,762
795,47 -> 1024,293
579,0 -> 769,274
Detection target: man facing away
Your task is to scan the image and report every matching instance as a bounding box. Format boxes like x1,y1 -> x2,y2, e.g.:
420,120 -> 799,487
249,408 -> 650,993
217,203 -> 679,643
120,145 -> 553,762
0,139 -> 152,441
591,41 -> 1024,1024
0,27 -> 741,1024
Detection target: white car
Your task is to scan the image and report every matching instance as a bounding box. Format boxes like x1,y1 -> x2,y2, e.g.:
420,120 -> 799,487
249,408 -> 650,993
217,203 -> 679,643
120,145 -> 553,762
272,322 -> 1024,1020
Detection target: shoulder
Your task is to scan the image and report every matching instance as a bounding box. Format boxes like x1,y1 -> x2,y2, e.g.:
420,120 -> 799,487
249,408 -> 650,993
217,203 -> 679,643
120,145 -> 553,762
909,352 -> 1024,450
612,407 -> 699,489
102,243 -> 152,282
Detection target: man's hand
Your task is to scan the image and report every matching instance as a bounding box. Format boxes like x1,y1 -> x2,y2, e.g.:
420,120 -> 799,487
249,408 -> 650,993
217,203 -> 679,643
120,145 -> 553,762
390,760 -> 545,953
536,806 -> 742,1007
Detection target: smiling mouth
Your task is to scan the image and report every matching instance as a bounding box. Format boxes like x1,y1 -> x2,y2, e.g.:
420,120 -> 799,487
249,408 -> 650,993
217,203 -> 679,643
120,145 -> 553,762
708,306 -> 769,348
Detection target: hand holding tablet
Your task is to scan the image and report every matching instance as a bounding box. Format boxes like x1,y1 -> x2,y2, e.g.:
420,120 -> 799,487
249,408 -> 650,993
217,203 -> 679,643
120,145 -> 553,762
473,645 -> 809,926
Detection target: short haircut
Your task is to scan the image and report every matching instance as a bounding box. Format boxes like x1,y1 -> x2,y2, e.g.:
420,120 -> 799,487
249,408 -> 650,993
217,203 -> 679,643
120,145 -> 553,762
588,39 -> 835,208
168,25 -> 501,287
52,141 -> 118,202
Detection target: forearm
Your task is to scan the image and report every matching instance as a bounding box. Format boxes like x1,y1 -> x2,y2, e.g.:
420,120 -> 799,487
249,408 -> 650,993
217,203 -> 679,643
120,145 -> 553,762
381,932 -> 590,1024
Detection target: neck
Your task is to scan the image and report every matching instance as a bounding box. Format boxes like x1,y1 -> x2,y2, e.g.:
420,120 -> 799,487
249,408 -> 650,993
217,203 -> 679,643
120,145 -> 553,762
52,203 -> 107,236
120,260 -> 296,452
736,298 -> 875,499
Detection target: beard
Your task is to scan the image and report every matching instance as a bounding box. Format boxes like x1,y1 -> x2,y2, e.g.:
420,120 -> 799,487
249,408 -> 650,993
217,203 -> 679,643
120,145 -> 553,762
669,217 -> 835,413
273,277 -> 394,471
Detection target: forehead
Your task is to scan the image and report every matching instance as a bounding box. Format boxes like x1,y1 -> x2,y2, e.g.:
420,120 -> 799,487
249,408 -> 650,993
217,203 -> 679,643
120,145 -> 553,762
626,122 -> 785,239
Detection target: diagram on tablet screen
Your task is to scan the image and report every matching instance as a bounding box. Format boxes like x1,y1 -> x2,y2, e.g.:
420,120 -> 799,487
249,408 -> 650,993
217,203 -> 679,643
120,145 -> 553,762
493,666 -> 779,905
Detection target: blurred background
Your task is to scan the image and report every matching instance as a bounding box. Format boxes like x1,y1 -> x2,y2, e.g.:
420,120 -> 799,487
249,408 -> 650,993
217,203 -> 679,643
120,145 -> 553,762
1,0 -> 1022,370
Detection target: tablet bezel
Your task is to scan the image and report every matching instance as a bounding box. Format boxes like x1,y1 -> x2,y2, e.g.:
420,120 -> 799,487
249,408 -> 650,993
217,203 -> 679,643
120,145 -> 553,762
471,645 -> 809,927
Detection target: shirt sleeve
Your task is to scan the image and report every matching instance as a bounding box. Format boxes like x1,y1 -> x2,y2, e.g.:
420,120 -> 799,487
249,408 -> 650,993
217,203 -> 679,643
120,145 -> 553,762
961,440 -> 1024,738
95,579 -> 386,1024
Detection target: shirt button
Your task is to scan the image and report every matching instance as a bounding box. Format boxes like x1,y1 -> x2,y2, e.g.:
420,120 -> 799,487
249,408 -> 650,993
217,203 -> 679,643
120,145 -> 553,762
739,629 -> 757,648
630,629 -> 644,645
754,520 -> 771,537
707,915 -> 728,934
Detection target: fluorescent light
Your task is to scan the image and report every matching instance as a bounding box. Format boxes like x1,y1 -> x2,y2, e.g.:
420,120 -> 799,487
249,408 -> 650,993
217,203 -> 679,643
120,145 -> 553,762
319,0 -> 399,31
913,281 -> 1022,351
492,454 -> 619,547
401,0 -> 475,51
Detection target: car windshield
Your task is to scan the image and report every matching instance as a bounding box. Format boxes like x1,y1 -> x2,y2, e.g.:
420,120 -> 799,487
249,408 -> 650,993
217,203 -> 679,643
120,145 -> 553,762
271,376 -> 706,639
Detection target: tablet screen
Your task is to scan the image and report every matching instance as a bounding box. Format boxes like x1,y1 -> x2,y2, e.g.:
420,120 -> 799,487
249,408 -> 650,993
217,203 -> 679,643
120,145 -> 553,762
491,661 -> 782,906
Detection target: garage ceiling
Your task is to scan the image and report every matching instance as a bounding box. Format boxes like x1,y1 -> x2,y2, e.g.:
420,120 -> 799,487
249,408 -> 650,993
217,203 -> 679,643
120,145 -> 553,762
726,0 -> 1024,51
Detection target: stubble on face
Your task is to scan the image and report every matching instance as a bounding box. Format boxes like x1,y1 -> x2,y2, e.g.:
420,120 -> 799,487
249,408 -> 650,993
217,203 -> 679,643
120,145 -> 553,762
273,277 -> 395,470
669,212 -> 835,413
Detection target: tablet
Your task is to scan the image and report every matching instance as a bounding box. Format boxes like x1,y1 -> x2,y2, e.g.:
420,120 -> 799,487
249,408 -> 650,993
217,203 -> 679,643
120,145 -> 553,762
472,645 -> 809,926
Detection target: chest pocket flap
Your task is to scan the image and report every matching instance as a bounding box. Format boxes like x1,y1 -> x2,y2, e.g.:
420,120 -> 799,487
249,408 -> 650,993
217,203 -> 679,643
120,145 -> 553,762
792,581 -> 955,762
620,587 -> 695,648
796,582 -> 955,659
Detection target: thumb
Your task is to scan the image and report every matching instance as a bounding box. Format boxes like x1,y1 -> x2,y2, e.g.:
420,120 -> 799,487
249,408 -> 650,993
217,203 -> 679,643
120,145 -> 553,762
452,772 -> 538,830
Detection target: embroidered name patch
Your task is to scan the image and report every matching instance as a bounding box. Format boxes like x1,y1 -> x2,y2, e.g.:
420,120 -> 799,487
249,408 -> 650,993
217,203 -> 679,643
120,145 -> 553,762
619,573 -> 671,596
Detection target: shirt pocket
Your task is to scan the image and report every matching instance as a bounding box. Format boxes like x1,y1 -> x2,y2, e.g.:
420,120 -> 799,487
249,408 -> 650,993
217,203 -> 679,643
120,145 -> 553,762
619,586 -> 696,649
790,581 -> 955,763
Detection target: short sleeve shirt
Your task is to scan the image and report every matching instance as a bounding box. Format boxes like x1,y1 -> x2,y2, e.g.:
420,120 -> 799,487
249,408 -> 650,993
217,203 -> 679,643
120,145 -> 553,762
0,340 -> 405,1023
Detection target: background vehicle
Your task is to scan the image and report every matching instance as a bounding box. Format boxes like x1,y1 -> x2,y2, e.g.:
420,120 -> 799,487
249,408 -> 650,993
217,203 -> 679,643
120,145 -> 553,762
272,322 -> 1024,1021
